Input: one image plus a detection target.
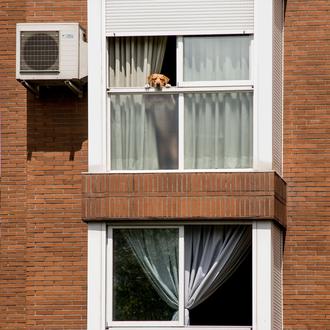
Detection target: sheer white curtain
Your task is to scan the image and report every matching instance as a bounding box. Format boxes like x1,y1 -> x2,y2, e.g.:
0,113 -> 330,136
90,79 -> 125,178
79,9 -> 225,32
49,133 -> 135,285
184,225 -> 251,324
122,226 -> 251,324
109,36 -> 167,87
184,35 -> 250,81
123,229 -> 179,312
184,92 -> 253,169
109,37 -> 167,170
183,36 -> 252,169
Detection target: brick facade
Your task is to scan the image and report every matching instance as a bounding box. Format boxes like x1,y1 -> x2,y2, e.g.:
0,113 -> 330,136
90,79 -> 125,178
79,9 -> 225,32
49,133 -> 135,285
0,0 -> 330,329
0,1 -> 88,329
283,1 -> 330,328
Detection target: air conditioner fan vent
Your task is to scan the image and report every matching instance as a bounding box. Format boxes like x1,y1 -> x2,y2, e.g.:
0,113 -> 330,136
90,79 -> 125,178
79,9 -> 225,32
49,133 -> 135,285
20,31 -> 59,72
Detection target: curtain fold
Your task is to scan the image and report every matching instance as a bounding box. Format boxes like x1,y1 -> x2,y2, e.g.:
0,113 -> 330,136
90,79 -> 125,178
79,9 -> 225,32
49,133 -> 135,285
109,37 -> 167,170
184,225 -> 252,324
123,229 -> 179,311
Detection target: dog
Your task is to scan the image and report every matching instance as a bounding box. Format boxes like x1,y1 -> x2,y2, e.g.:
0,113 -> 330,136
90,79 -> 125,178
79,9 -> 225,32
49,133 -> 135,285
144,92 -> 178,169
145,73 -> 171,89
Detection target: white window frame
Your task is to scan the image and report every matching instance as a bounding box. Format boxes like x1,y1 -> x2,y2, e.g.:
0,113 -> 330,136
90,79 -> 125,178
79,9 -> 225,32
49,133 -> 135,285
108,224 -> 252,329
88,221 -> 282,330
106,35 -> 255,173
88,0 -> 275,174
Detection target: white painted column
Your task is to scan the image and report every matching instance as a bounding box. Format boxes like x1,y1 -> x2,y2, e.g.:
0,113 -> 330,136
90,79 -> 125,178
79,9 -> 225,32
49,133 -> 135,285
254,0 -> 273,170
88,223 -> 107,330
253,221 -> 273,330
88,0 -> 107,172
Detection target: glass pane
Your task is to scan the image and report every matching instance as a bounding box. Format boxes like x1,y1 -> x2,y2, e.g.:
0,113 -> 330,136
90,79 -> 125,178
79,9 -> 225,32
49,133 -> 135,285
186,225 -> 252,326
183,36 -> 251,81
184,92 -> 253,169
113,228 -> 179,321
111,94 -> 178,170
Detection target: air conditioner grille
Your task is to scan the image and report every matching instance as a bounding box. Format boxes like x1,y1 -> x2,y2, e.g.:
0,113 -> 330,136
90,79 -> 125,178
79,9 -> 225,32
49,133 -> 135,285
20,31 -> 59,72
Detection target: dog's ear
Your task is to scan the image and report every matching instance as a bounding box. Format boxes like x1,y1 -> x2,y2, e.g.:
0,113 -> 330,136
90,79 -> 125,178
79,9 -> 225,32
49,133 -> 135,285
163,75 -> 170,85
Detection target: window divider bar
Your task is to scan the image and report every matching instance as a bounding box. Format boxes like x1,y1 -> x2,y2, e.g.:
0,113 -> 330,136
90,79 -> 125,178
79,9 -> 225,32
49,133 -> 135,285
178,93 -> 184,171
106,95 -> 111,172
107,227 -> 113,324
177,37 -> 184,84
107,85 -> 254,94
179,226 -> 185,325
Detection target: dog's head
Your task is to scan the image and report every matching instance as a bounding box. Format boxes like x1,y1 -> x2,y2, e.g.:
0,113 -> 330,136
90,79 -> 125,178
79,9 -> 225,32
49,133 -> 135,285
147,73 -> 170,88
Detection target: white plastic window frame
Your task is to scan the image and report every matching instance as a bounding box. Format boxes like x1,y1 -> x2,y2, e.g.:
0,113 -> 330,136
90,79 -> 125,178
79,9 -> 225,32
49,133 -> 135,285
106,223 -> 252,329
106,35 -> 255,173
87,221 -> 282,330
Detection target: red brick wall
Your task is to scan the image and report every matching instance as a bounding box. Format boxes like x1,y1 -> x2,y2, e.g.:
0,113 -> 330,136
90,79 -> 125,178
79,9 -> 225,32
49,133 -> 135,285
0,1 -> 88,329
0,2 -> 27,328
283,0 -> 330,328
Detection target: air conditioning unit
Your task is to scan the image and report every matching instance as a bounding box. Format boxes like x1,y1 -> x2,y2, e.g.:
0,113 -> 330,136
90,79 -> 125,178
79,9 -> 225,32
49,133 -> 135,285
16,23 -> 87,96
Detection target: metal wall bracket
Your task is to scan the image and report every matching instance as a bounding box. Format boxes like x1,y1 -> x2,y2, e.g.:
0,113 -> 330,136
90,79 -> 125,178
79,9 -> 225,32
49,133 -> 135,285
20,80 -> 40,98
19,80 -> 85,98
64,80 -> 84,98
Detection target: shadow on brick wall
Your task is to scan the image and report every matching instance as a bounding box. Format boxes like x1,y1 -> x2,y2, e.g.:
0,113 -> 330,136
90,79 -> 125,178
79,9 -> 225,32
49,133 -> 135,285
26,85 -> 88,161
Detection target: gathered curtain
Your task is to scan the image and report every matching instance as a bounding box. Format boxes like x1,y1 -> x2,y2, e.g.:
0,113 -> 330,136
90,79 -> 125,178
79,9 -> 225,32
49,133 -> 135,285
184,225 -> 252,324
123,229 -> 179,312
109,37 -> 167,170
123,225 -> 251,324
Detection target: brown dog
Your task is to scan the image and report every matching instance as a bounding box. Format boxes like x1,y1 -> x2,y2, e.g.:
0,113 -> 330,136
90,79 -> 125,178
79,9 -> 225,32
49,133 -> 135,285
146,73 -> 171,89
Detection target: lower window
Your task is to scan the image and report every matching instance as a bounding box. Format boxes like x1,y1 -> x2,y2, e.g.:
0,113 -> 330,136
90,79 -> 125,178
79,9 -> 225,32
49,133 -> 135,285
107,225 -> 252,327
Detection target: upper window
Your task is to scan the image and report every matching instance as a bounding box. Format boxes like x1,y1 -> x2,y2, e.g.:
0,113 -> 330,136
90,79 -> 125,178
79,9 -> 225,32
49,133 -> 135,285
107,225 -> 252,327
108,35 -> 253,171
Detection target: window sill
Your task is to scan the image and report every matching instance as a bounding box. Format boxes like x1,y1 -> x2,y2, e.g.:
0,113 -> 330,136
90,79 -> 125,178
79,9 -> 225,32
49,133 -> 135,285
99,168 -> 257,174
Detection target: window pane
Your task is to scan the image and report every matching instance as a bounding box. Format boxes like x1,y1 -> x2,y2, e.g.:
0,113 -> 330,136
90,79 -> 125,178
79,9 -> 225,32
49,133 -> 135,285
109,36 -> 168,87
111,94 -> 178,170
183,36 -> 251,81
184,92 -> 253,169
113,228 -> 179,321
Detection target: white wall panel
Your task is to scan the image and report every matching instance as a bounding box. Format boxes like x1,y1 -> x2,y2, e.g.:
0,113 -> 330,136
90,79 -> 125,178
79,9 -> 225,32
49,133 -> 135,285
272,0 -> 283,176
105,0 -> 254,36
272,223 -> 283,330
